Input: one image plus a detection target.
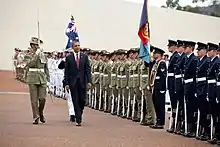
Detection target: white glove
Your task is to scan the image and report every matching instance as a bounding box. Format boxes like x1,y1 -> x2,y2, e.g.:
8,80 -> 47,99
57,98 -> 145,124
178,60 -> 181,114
139,87 -> 142,91
35,49 -> 41,55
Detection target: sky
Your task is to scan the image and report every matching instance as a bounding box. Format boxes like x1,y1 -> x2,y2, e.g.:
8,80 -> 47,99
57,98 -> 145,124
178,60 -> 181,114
124,0 -> 210,7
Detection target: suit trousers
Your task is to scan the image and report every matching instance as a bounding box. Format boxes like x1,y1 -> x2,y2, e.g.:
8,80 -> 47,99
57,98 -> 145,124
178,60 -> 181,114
70,79 -> 86,124
152,89 -> 165,125
28,84 -> 47,119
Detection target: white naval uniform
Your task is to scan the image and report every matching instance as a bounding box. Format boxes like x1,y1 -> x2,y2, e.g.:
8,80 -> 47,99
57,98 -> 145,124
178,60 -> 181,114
65,90 -> 75,116
56,58 -> 64,97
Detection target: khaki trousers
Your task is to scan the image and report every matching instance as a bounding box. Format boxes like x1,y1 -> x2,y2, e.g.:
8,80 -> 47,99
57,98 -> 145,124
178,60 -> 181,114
143,89 -> 155,124
29,84 -> 47,119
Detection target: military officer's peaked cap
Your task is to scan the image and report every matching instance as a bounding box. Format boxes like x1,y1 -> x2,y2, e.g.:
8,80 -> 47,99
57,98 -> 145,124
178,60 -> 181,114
117,49 -> 125,54
153,47 -> 165,55
100,50 -> 108,55
183,41 -> 196,48
29,37 -> 43,45
207,42 -> 219,51
150,45 -> 155,52
197,42 -> 208,50
177,40 -> 184,47
127,48 -> 135,54
167,39 -> 177,47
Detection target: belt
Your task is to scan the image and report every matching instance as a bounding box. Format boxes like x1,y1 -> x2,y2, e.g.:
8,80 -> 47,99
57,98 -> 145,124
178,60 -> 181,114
111,74 -> 116,77
29,68 -> 44,72
175,74 -> 183,79
196,77 -> 206,82
103,74 -> 108,77
208,79 -> 216,84
184,78 -> 193,84
133,74 -> 138,77
168,73 -> 174,77
155,76 -> 160,79
142,75 -> 148,78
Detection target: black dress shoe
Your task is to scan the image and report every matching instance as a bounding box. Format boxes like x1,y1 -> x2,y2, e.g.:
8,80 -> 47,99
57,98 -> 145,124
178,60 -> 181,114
208,138 -> 217,144
141,122 -> 154,126
200,135 -> 209,141
70,115 -> 75,122
216,140 -> 220,145
184,132 -> 196,138
76,123 -> 81,126
33,117 -> 40,125
166,128 -> 174,133
150,124 -> 164,129
40,115 -> 46,123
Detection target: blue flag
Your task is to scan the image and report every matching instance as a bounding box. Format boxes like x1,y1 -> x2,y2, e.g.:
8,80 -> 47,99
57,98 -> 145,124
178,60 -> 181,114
138,0 -> 150,63
65,15 -> 79,49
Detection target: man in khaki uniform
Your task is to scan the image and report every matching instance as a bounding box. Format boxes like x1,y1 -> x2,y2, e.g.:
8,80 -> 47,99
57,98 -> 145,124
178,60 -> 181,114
126,49 -> 135,119
116,49 -> 125,116
119,50 -> 130,118
93,51 -> 102,110
98,50 -> 107,111
24,37 -> 50,125
139,59 -> 155,126
131,49 -> 142,122
110,51 -> 119,115
102,52 -> 112,113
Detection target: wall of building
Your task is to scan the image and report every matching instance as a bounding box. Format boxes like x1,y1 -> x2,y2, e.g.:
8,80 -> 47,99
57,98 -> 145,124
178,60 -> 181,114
0,0 -> 219,70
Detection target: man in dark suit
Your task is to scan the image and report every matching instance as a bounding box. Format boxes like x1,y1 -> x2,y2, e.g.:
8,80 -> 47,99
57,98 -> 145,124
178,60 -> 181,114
64,41 -> 92,126
58,59 -> 76,123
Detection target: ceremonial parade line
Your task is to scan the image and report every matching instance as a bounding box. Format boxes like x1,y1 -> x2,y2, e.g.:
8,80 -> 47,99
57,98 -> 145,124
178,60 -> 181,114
0,91 -> 29,95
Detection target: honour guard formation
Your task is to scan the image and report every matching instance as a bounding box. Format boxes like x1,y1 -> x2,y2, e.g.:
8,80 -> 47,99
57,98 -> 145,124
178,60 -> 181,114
13,37 -> 220,145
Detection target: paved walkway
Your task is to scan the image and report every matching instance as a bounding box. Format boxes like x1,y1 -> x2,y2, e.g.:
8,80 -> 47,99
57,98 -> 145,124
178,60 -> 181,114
0,71 -> 213,147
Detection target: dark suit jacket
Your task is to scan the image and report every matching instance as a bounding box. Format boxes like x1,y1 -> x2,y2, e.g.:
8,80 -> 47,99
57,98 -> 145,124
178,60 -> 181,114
64,52 -> 91,88
58,60 -> 65,69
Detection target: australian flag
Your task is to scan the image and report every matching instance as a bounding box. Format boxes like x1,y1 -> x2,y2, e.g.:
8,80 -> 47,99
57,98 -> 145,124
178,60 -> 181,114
65,15 -> 79,49
138,0 -> 150,63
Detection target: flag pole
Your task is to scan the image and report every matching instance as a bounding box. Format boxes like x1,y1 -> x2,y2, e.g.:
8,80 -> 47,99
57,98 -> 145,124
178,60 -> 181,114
37,0 -> 41,46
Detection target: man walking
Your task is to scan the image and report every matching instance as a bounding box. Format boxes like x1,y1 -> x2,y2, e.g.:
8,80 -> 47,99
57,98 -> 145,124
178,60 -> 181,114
64,40 -> 92,126
24,37 -> 50,125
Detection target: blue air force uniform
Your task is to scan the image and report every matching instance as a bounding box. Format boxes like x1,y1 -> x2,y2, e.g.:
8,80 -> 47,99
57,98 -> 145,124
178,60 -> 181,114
207,43 -> 220,143
149,47 -> 167,129
195,42 -> 210,140
183,41 -> 198,137
173,40 -> 186,134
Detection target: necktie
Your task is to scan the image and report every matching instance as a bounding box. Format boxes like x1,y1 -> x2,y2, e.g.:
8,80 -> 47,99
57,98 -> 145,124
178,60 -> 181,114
76,53 -> 79,68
